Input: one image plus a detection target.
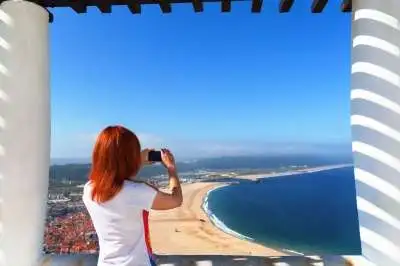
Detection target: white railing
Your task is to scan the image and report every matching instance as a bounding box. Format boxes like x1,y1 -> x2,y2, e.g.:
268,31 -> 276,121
40,254 -> 355,266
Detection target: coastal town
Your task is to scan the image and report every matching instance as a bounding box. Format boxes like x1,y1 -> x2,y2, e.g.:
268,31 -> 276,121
44,193 -> 98,254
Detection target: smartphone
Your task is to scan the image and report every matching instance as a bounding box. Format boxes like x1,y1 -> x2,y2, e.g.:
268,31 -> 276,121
148,150 -> 162,162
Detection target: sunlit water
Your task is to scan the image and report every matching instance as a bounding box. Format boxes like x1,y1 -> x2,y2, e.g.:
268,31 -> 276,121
204,167 -> 362,255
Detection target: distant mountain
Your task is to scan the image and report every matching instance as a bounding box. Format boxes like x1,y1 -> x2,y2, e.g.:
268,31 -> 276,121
49,154 -> 353,184
51,158 -> 90,165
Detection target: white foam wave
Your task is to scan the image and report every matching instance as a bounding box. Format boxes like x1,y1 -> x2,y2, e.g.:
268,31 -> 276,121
282,249 -> 305,256
202,187 -> 254,242
202,191 -> 306,255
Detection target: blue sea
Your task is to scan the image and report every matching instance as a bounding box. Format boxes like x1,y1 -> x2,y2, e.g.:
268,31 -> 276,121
203,166 -> 362,255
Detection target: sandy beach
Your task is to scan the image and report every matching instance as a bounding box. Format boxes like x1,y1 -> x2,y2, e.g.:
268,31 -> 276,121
236,163 -> 352,181
149,182 -> 287,256
149,164 -> 350,256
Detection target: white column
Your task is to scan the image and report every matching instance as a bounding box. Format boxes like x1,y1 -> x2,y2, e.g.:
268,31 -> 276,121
350,0 -> 400,265
0,1 -> 50,266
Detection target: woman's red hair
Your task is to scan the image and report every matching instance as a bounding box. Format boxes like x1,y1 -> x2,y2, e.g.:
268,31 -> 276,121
89,126 -> 142,203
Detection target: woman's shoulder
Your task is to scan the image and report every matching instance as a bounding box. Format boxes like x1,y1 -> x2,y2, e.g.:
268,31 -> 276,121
123,180 -> 157,192
83,181 -> 92,190
81,181 -> 93,202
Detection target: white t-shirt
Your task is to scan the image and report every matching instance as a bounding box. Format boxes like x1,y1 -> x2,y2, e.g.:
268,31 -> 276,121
82,180 -> 157,266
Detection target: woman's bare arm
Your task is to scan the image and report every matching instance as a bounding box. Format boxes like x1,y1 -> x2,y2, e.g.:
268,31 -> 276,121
151,149 -> 183,210
151,169 -> 182,210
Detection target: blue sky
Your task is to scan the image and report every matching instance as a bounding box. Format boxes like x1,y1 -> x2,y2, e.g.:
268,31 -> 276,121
50,1 -> 351,159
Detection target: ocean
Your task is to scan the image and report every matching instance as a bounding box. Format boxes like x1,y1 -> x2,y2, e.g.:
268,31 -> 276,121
203,166 -> 362,255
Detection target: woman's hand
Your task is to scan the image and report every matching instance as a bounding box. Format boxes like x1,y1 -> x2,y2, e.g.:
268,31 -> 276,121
141,149 -> 154,166
161,148 -> 176,172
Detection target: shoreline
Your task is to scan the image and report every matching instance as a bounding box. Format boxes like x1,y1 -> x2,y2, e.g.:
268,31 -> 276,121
235,163 -> 352,181
149,181 -> 286,256
201,163 -> 352,256
149,164 -> 351,256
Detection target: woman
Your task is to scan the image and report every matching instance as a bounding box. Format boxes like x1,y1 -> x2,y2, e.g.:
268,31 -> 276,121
82,125 -> 183,266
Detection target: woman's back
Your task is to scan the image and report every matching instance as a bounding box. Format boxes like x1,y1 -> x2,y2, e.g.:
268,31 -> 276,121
84,126 -> 182,265
83,180 -> 157,266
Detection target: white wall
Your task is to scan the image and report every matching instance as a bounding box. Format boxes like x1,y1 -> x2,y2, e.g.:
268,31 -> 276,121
0,1 -> 50,266
351,0 -> 400,265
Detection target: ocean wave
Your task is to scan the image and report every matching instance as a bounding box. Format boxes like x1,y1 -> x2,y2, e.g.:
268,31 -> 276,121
202,188 -> 307,255
202,187 -> 255,242
281,249 -> 305,256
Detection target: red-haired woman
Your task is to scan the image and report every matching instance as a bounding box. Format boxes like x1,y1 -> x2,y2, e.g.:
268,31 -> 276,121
82,126 -> 182,266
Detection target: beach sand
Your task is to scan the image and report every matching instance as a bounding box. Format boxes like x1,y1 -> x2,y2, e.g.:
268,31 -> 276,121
149,182 -> 286,256
236,164 -> 352,181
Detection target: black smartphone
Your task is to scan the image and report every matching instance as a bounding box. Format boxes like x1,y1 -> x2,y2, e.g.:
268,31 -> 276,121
148,150 -> 162,162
